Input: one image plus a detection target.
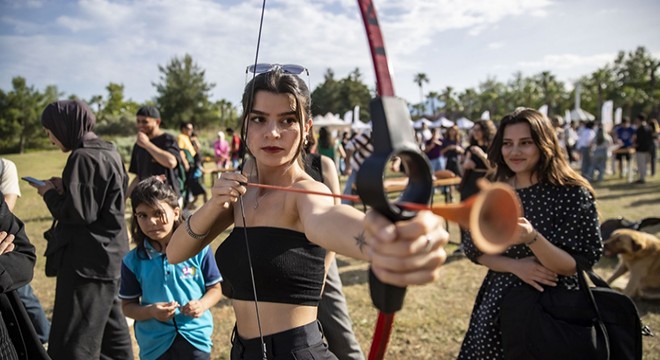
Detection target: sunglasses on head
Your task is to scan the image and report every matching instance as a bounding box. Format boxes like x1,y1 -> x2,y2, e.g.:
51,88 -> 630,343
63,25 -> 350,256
246,63 -> 309,76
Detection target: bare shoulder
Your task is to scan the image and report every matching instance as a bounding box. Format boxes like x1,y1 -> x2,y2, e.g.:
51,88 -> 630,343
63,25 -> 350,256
292,178 -> 332,195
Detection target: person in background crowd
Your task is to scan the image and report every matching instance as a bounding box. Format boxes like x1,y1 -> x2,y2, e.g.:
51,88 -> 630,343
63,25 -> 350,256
458,108 -> 602,359
456,120 -> 496,256
317,126 -> 345,175
0,196 -> 50,360
420,122 -> 433,143
339,131 -> 353,175
128,106 -> 183,200
120,177 -> 222,360
424,127 -> 445,172
565,120 -> 579,164
633,114 -> 654,184
214,131 -> 231,169
342,130 -> 373,206
30,100 -> 133,359
459,120 -> 496,199
166,66 -> 448,360
439,125 -> 464,176
177,123 -> 196,174
302,130 -> 364,360
186,130 -> 208,209
0,158 -> 51,347
576,120 -> 595,181
590,123 -> 612,183
227,128 -> 242,169
647,118 -> 659,177
614,117 -> 635,179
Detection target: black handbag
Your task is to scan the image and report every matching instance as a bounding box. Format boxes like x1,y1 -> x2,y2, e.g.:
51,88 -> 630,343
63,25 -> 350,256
43,220 -> 67,277
500,256 -> 652,360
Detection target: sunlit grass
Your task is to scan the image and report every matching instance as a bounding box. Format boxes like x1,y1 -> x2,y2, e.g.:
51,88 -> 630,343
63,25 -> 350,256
6,149 -> 660,359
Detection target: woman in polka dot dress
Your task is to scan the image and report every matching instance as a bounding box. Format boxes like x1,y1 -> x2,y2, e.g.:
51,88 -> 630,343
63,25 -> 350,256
458,108 -> 603,359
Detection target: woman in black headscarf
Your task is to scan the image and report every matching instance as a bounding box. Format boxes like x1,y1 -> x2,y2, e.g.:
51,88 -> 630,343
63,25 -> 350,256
29,100 -> 134,359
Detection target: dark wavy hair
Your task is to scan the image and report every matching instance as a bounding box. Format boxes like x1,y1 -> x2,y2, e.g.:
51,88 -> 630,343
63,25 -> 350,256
470,119 -> 497,148
488,108 -> 595,197
130,176 -> 181,257
240,67 -> 311,167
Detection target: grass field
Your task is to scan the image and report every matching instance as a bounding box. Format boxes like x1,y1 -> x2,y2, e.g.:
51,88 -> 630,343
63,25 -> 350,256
4,149 -> 660,359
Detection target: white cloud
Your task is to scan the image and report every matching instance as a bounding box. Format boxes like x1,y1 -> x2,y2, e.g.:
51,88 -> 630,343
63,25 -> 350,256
1,0 -> 658,107
518,53 -> 615,70
488,41 -> 504,50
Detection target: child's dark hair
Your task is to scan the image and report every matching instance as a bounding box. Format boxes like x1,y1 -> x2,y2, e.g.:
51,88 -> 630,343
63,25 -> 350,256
130,176 -> 181,257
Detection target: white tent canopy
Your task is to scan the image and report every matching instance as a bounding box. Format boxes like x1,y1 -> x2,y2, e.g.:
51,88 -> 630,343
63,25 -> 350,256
433,117 -> 454,128
352,121 -> 372,131
457,117 -> 474,129
570,108 -> 595,122
413,118 -> 433,129
312,112 -> 351,129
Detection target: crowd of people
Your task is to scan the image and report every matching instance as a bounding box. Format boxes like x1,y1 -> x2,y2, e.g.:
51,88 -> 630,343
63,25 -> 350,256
0,64 -> 658,359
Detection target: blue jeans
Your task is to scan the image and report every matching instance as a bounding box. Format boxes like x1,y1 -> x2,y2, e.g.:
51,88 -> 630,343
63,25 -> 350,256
17,284 -> 51,344
341,171 -> 358,205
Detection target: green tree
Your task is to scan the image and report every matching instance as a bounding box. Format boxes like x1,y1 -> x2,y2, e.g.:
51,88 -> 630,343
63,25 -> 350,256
413,73 -> 429,114
311,68 -> 370,122
153,54 -> 219,129
311,69 -> 341,116
103,83 -> 127,116
337,68 -> 371,120
215,99 -> 239,130
88,94 -> 104,115
534,71 -> 566,116
612,46 -> 660,116
427,91 -> 440,115
440,86 -> 460,119
457,88 -> 479,120
478,77 -> 507,120
0,77 -> 58,153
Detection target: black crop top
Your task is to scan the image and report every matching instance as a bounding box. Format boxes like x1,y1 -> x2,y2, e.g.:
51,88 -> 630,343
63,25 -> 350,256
216,227 -> 327,306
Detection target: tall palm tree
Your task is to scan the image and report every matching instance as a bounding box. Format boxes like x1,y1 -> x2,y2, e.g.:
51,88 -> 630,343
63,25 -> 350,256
413,73 -> 429,115
427,91 -> 440,115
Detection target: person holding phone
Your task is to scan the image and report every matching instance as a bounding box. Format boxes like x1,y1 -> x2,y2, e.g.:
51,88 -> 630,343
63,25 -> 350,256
28,100 -> 133,359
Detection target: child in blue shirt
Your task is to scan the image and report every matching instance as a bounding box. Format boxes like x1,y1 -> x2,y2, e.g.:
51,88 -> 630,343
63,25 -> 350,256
120,176 -> 222,360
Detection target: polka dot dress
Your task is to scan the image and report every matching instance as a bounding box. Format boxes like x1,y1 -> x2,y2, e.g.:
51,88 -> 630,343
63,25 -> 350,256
457,182 -> 603,359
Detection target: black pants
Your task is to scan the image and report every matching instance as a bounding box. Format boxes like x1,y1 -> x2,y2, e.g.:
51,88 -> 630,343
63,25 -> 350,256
48,263 -> 133,360
230,320 -> 337,360
157,333 -> 210,360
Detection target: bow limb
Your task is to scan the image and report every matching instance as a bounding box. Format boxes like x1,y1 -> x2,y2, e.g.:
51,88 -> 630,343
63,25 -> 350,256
356,1 -> 434,359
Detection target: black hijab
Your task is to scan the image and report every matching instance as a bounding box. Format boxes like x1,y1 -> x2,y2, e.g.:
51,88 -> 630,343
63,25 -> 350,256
41,100 -> 98,151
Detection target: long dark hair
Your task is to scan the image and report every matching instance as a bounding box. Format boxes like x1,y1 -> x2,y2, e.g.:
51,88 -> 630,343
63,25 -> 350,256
488,108 -> 594,196
318,126 -> 335,149
130,176 -> 181,258
470,119 -> 496,148
240,68 -> 311,167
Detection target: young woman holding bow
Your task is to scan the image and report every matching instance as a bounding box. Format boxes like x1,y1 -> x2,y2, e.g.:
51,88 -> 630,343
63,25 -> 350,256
167,65 -> 450,359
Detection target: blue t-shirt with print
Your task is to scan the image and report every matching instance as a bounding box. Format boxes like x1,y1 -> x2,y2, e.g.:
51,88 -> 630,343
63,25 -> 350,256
616,126 -> 635,147
119,242 -> 222,360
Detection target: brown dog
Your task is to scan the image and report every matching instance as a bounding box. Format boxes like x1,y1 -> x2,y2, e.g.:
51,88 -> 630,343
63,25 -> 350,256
604,229 -> 660,299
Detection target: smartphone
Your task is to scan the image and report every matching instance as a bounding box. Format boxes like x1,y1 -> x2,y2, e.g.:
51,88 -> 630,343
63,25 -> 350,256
21,176 -> 46,187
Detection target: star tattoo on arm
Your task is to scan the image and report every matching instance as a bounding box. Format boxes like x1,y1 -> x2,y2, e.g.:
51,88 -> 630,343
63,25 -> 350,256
354,231 -> 367,253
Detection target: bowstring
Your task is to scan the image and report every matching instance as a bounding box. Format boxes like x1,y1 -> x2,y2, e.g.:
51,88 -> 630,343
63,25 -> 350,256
239,0 -> 269,359
238,197 -> 266,359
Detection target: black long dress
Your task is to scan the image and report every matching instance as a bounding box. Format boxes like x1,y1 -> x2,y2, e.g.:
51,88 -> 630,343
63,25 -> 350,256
458,182 -> 603,359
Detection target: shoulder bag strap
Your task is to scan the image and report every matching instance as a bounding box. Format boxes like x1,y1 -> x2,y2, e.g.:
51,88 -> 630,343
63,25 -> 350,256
574,255 -> 611,360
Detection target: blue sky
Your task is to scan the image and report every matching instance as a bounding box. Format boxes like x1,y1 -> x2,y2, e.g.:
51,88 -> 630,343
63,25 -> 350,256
1,0 -> 658,109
